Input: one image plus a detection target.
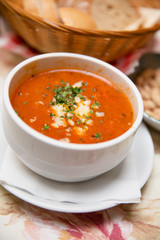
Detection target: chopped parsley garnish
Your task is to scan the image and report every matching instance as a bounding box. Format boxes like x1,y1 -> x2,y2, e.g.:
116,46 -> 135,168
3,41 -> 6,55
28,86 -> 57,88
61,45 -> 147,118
93,132 -> 103,140
91,101 -> 100,108
76,120 -> 81,125
82,82 -> 88,86
46,80 -> 103,140
15,110 -> 18,115
46,86 -> 50,90
61,79 -> 68,85
86,115 -> 91,119
95,101 -> 100,106
51,84 -> 83,106
50,113 -> 56,117
42,124 -> 49,130
59,115 -> 66,119
82,120 -> 87,124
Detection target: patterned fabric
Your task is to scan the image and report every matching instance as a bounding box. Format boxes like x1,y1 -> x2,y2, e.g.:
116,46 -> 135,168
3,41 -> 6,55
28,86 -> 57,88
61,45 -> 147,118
0,16 -> 160,240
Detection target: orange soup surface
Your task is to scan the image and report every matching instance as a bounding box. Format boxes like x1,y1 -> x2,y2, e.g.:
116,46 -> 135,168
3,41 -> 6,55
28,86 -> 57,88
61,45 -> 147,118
11,69 -> 134,144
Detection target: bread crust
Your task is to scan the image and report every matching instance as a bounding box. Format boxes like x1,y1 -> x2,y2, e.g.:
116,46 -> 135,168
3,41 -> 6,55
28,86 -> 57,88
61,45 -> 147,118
129,0 -> 160,9
59,7 -> 97,29
91,0 -> 140,31
19,0 -> 160,30
23,0 -> 40,15
40,0 -> 59,23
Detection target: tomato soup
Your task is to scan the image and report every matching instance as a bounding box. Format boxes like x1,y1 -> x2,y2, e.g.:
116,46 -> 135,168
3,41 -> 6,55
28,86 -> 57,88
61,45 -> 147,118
11,69 -> 134,144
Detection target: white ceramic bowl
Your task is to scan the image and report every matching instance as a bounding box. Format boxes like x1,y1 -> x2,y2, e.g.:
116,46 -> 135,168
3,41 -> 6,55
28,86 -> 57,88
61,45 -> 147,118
2,53 -> 143,182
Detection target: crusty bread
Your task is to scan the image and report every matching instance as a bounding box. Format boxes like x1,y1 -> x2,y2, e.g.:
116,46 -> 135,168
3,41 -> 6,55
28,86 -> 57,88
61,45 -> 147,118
56,0 -> 91,13
138,7 -> 160,28
59,7 -> 97,29
125,7 -> 160,30
129,0 -> 160,9
40,0 -> 59,23
90,0 -> 140,31
23,0 -> 40,15
124,18 -> 144,30
20,0 -> 160,31
23,0 -> 59,23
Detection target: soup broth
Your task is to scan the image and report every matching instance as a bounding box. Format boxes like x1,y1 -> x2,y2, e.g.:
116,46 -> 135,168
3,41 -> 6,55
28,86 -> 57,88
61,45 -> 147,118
11,69 -> 134,144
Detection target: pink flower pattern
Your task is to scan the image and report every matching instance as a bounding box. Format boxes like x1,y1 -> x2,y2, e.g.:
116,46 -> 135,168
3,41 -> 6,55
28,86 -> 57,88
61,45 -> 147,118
1,16 -> 160,240
19,202 -> 133,240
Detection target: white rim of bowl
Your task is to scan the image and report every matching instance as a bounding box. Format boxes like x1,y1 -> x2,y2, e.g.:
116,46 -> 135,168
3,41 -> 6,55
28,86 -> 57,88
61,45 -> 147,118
3,52 -> 144,151
144,112 -> 160,124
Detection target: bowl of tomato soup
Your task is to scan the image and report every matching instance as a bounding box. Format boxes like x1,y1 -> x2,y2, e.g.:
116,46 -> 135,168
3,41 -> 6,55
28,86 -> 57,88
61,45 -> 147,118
2,53 -> 143,182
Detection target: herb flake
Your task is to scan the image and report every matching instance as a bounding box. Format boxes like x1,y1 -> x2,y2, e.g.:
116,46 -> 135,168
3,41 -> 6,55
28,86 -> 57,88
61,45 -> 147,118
42,124 -> 49,130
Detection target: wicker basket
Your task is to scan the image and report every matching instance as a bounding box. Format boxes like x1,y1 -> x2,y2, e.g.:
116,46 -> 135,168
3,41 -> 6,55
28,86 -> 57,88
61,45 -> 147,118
0,0 -> 160,62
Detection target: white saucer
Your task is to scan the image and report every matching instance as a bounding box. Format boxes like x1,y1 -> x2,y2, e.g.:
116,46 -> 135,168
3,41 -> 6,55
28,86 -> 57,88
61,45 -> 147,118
0,109 -> 154,213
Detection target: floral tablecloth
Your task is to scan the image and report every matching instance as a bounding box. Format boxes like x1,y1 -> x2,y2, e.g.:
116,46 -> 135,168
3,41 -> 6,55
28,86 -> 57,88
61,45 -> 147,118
0,16 -> 160,240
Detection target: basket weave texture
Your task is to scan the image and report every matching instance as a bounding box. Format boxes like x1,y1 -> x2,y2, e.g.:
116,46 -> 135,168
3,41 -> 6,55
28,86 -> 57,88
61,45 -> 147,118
0,0 -> 160,62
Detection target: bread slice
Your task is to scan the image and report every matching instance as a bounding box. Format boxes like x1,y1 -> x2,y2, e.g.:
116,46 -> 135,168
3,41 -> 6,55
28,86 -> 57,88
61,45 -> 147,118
90,0 -> 140,31
59,7 -> 97,29
40,0 -> 59,23
56,0 -> 91,13
23,0 -> 40,15
125,7 -> 160,30
129,0 -> 160,9
138,7 -> 160,28
23,0 -> 59,23
124,18 -> 144,30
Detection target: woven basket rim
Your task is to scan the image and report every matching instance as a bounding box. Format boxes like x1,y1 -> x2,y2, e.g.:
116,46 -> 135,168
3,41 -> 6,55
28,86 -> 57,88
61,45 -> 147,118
1,0 -> 160,37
